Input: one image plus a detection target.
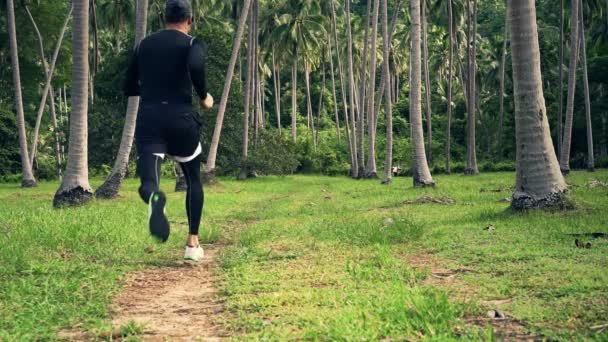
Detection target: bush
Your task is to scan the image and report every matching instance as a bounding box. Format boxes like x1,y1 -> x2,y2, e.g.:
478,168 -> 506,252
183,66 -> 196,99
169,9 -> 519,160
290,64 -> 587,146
246,129 -> 299,176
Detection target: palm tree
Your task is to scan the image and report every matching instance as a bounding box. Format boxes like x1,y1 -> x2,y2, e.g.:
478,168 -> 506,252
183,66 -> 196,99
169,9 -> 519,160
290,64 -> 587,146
421,0 -> 432,165
364,0 -> 380,179
445,0 -> 453,174
381,0 -> 393,184
557,0 -> 564,157
559,0 -> 580,174
95,0 -> 148,199
27,6 -> 73,168
578,0 -> 594,171
345,0 -> 359,178
54,0 -> 93,207
204,0 -> 252,180
6,0 -> 37,187
508,0 -> 567,210
358,0 -> 372,178
464,0 -> 479,175
410,0 -> 434,187
239,1 -> 254,181
497,3 -> 508,159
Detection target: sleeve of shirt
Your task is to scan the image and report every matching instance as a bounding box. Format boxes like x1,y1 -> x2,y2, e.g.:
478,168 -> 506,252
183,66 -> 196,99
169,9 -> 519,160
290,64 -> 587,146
188,38 -> 209,100
124,48 -> 140,97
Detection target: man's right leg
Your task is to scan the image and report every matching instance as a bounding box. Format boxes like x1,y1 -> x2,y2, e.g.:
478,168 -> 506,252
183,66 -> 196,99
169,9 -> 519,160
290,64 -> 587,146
137,153 -> 170,242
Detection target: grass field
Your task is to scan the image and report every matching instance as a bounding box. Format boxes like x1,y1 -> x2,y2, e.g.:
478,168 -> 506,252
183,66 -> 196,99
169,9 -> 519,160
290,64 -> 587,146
0,171 -> 607,340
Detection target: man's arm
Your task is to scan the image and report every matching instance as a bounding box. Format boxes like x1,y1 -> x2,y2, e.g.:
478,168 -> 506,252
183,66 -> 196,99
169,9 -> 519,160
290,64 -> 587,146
188,38 -> 210,103
124,48 -> 140,97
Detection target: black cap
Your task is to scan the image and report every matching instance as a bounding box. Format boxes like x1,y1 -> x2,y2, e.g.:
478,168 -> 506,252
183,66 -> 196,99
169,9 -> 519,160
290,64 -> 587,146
165,0 -> 193,23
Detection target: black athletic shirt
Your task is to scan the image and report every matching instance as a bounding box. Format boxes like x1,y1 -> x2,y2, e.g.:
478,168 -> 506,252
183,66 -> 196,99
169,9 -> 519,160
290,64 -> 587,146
124,29 -> 208,103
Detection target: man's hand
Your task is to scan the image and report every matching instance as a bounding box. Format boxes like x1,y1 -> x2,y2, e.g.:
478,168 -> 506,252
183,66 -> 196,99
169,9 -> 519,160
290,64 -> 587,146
201,93 -> 214,110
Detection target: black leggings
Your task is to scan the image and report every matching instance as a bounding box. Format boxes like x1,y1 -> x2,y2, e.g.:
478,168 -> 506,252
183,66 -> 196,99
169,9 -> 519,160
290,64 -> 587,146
137,153 -> 204,236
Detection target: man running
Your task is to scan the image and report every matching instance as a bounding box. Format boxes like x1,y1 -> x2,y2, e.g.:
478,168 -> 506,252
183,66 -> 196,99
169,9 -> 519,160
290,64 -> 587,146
124,0 -> 213,261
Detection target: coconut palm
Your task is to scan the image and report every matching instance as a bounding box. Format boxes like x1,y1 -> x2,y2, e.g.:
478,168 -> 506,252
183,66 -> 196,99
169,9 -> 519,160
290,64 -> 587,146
7,0 -> 37,187
363,0 -> 380,179
269,0 -> 325,143
464,0 -> 479,175
205,0 -> 252,180
578,0 -> 594,171
381,0 -> 393,184
421,0 -> 432,164
508,0 -> 567,210
410,0 -> 435,187
445,0 -> 454,173
53,0 -> 93,207
95,0 -> 148,199
559,0 -> 580,174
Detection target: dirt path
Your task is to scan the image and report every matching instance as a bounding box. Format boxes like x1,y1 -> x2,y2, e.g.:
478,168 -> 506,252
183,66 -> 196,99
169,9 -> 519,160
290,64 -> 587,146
110,245 -> 227,341
60,245 -> 227,341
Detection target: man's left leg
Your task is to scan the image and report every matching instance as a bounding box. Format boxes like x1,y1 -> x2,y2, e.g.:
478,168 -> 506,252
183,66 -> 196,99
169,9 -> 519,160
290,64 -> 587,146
137,153 -> 170,242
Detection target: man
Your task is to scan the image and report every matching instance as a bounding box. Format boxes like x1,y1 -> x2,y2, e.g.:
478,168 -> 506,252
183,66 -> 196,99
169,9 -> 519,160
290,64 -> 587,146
124,0 -> 213,261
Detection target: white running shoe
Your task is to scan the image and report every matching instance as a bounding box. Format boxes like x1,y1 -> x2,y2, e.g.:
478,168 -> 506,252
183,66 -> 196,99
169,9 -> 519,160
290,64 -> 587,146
184,245 -> 204,261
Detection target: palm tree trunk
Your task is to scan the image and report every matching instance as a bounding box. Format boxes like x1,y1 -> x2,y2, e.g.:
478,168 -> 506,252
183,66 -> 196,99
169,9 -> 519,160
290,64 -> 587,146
410,0 -> 435,187
359,0 -> 373,178
559,0 -> 579,174
364,0 -> 380,179
330,0 -> 354,167
498,9 -> 508,159
315,55 -> 326,146
327,32 -> 341,143
239,7 -> 254,181
578,0 -> 594,171
446,0 -> 453,174
509,0 -> 567,210
291,43 -> 298,142
374,0 -> 402,128
464,0 -> 479,175
381,0 -> 393,184
96,0 -> 148,199
29,7 -> 73,167
272,46 -> 281,133
422,1 -> 433,165
54,0 -> 93,207
7,0 -> 36,187
346,0 -> 359,178
204,0 -> 252,180
557,0 -> 564,157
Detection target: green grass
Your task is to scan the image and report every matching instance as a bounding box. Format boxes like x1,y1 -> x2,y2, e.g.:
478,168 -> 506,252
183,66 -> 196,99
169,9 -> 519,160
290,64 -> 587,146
0,171 -> 607,340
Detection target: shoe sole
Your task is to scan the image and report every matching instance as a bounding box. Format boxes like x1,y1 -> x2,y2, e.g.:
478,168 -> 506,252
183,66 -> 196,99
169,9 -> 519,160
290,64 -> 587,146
149,193 -> 170,242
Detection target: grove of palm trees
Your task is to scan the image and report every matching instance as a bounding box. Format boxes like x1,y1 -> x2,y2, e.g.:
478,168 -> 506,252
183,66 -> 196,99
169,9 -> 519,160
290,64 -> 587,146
1,0 -> 607,340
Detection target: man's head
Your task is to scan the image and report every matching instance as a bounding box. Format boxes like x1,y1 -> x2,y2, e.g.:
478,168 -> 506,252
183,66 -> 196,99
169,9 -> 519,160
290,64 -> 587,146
165,0 -> 193,32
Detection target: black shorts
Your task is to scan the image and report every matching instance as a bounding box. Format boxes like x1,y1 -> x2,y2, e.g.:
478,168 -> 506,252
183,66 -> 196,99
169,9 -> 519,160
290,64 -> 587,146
135,102 -> 202,157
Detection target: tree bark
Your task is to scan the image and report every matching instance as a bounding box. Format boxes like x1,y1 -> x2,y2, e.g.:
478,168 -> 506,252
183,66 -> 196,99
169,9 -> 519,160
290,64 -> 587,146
509,0 -> 567,210
422,1 -> 433,164
7,0 -> 37,187
410,0 -> 435,187
346,0 -> 359,178
330,0 -> 354,168
96,0 -> 148,199
204,0 -> 252,179
578,0 -> 594,170
363,0 -> 380,179
239,6 -> 254,181
464,0 -> 479,175
54,0 -> 93,207
291,43 -> 298,142
446,0 -> 453,174
498,6 -> 508,159
559,0 -> 579,174
327,31 -> 341,143
272,46 -> 281,133
27,6 -> 72,167
359,0 -> 373,178
381,0 -> 393,184
557,0 -> 564,157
